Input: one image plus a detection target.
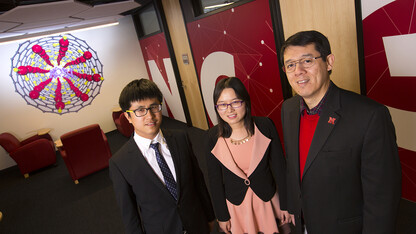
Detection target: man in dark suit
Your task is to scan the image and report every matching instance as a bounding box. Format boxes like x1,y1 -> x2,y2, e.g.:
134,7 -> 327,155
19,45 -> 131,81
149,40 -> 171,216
280,30 -> 401,234
109,79 -> 214,234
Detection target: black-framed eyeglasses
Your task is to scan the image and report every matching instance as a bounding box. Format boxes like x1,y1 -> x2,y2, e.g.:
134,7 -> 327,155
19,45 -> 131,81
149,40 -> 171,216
126,104 -> 162,117
283,56 -> 322,73
215,100 -> 244,111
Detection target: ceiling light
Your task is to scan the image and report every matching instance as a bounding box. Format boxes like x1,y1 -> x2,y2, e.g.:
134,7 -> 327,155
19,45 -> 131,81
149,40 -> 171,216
204,2 -> 234,9
0,21 -> 119,45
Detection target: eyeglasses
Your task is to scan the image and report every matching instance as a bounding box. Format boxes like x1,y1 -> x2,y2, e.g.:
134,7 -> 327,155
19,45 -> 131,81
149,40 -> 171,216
126,104 -> 162,117
283,56 -> 322,73
215,100 -> 244,111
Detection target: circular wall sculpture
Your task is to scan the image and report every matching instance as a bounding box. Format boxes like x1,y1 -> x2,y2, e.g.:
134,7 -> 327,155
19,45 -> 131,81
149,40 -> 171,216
9,34 -> 104,115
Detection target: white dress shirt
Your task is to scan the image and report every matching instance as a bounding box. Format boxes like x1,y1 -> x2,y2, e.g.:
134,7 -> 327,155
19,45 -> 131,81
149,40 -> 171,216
133,130 -> 177,183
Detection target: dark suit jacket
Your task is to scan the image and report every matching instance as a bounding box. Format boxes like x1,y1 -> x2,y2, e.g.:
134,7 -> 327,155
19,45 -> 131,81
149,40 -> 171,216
206,116 -> 287,221
281,83 -> 401,234
109,128 -> 214,234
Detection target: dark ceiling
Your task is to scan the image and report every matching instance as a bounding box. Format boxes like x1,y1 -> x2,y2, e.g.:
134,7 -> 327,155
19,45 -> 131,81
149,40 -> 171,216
0,0 -> 150,14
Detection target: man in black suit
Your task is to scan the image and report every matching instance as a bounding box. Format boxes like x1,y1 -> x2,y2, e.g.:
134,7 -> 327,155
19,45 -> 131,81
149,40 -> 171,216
109,79 -> 214,234
280,31 -> 401,234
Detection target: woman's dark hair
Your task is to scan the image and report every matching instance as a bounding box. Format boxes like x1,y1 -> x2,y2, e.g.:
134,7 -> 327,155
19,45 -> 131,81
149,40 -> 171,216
119,79 -> 163,113
280,30 -> 332,74
213,77 -> 254,138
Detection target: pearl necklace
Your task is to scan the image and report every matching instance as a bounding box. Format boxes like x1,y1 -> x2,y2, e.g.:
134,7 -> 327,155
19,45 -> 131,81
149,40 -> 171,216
230,135 -> 251,145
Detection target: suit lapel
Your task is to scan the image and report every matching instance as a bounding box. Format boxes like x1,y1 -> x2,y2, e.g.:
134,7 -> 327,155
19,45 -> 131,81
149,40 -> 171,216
162,129 -> 181,200
247,124 -> 270,176
126,139 -> 171,198
211,138 -> 248,179
302,86 -> 341,179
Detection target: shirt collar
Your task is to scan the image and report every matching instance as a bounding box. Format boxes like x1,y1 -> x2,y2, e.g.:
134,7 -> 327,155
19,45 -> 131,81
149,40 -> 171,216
300,81 -> 333,116
133,130 -> 166,150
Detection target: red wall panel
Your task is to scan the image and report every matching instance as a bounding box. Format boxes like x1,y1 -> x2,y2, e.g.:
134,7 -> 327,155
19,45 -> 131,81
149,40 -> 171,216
186,0 -> 285,136
362,0 -> 416,202
139,33 -> 185,121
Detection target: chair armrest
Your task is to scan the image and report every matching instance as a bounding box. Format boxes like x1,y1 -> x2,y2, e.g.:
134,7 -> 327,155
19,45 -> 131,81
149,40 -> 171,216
11,139 -> 54,164
57,146 -> 77,181
101,130 -> 108,142
112,107 -> 122,112
56,141 -> 67,159
58,147 -> 67,159
101,130 -> 112,158
112,110 -> 122,122
54,139 -> 63,148
21,133 -> 52,145
37,128 -> 51,136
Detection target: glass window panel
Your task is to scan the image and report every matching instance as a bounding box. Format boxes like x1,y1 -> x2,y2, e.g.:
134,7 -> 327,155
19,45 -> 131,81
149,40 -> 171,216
139,4 -> 160,36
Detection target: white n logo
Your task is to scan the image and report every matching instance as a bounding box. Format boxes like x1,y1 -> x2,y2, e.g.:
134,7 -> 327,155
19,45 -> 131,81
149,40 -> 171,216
147,58 -> 186,122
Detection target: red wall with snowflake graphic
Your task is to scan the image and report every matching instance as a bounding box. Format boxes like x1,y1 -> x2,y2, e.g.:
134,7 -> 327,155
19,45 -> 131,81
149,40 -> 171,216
362,0 -> 416,202
186,0 -> 285,135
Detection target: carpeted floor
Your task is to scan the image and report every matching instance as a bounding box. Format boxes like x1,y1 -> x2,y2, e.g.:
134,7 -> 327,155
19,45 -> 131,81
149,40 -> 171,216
0,118 -> 219,234
0,130 -> 127,234
0,120 -> 415,233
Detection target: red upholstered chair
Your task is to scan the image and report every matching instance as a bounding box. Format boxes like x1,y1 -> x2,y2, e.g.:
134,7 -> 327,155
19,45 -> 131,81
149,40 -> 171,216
57,124 -> 112,184
0,132 -> 56,178
112,110 -> 134,137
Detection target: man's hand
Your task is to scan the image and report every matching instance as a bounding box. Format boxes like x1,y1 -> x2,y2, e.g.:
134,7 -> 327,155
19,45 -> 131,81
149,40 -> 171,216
279,210 -> 292,225
218,220 -> 231,233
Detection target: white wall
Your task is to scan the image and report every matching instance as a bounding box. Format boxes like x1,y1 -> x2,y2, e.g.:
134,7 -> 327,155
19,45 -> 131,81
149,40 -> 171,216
0,16 -> 148,170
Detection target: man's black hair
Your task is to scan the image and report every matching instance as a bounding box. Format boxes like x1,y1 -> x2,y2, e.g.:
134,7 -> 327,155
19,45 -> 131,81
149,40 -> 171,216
119,79 -> 163,113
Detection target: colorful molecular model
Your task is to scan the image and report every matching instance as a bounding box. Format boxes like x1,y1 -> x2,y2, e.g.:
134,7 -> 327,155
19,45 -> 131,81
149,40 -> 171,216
10,34 -> 104,114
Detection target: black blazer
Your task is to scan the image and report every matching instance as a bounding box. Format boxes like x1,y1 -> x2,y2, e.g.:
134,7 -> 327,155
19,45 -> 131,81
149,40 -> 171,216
205,116 -> 287,221
109,128 -> 214,234
281,83 -> 401,234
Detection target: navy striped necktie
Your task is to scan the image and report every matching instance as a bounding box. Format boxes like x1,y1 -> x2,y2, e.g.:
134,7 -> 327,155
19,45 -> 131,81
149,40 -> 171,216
150,142 -> 178,201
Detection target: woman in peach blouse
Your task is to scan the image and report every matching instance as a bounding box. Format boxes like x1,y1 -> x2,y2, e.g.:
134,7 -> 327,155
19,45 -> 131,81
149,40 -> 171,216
206,77 -> 291,233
